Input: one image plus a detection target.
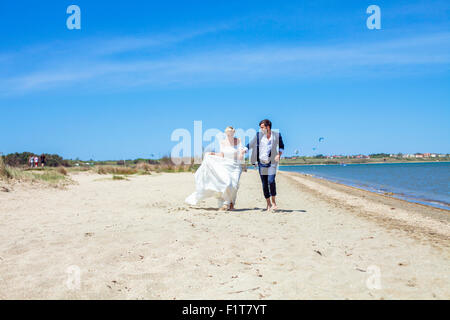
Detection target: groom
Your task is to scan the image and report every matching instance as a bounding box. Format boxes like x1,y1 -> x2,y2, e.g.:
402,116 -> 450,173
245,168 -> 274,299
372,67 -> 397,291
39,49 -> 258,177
246,119 -> 285,211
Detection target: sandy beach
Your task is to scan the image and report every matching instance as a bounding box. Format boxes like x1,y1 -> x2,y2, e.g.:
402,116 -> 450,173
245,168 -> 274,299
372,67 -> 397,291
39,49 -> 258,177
0,170 -> 449,299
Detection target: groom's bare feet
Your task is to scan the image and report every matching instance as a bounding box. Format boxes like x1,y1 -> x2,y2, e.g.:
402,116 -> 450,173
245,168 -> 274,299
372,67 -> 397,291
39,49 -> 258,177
271,197 -> 278,211
219,204 -> 229,211
264,200 -> 272,211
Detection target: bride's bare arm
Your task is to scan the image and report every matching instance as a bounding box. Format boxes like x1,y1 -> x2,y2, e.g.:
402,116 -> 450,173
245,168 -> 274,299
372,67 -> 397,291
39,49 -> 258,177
206,152 -> 224,157
207,141 -> 225,157
214,140 -> 226,157
237,138 -> 247,160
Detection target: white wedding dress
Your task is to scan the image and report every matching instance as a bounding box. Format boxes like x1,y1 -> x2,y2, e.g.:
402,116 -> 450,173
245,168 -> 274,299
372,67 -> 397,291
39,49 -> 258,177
185,140 -> 248,208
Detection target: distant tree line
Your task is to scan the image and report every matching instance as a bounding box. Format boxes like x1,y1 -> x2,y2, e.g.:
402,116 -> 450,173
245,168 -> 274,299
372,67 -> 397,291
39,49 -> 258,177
369,153 -> 391,158
2,152 -> 71,167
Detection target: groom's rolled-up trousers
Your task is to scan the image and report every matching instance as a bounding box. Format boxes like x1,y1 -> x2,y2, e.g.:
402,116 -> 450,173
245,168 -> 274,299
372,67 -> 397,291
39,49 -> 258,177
258,164 -> 277,199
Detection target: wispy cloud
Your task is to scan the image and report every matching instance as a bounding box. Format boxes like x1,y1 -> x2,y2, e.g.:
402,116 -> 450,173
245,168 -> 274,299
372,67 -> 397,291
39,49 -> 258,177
1,29 -> 449,96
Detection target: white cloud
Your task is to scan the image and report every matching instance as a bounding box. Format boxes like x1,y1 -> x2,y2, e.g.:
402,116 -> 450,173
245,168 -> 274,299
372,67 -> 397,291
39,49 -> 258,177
1,30 -> 449,95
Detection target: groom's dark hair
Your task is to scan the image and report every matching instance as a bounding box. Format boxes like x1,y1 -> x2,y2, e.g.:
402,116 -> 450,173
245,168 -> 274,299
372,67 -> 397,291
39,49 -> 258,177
259,119 -> 272,129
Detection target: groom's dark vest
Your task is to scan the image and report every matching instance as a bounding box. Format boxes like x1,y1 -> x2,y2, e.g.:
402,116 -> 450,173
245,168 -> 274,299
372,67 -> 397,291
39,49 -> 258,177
247,131 -> 284,166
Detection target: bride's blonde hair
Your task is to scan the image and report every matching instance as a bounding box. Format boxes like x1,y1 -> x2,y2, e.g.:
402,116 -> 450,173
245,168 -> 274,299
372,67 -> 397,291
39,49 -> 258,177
225,126 -> 235,134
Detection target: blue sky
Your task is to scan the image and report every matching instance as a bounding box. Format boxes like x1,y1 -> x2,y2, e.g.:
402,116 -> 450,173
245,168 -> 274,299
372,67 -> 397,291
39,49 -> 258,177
0,0 -> 449,160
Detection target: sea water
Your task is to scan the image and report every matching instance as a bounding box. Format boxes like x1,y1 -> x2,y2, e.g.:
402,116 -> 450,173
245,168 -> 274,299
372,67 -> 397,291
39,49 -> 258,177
279,162 -> 450,210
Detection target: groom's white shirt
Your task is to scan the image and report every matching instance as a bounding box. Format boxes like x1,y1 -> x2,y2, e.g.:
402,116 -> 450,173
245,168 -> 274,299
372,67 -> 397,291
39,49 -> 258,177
259,133 -> 273,164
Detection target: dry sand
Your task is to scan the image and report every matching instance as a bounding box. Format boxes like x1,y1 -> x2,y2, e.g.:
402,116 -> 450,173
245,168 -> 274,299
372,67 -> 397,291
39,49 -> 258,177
0,170 -> 448,299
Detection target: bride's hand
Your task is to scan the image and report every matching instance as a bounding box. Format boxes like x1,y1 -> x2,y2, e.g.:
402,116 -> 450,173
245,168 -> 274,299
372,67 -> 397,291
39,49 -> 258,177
238,150 -> 246,160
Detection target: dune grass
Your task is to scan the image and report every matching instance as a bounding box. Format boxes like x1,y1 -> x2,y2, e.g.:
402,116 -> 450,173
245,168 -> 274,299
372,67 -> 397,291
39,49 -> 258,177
97,166 -> 139,175
0,158 -> 71,186
32,170 -> 67,183
56,166 -> 68,176
0,156 -> 12,180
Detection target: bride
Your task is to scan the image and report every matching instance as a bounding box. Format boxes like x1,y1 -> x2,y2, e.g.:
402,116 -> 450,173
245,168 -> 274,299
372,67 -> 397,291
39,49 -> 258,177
185,126 -> 248,211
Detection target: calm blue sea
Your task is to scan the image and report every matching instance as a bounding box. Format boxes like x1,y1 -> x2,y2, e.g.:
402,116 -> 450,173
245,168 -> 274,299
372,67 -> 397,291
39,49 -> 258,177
279,162 -> 450,210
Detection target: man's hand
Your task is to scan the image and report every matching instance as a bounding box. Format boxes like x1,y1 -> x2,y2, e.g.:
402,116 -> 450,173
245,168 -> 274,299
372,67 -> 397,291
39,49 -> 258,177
275,154 -> 281,162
